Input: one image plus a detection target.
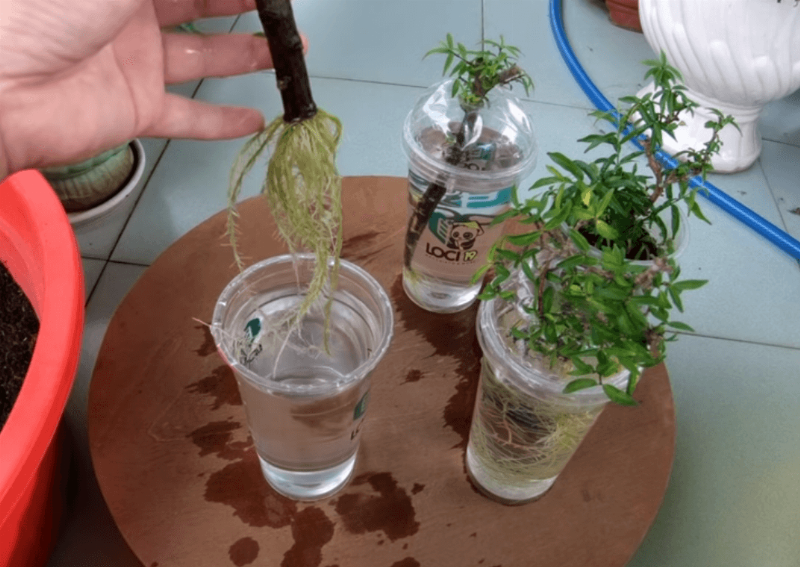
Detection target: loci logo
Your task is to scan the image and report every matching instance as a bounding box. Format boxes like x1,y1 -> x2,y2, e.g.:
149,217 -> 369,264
424,210 -> 489,263
420,186 -> 512,265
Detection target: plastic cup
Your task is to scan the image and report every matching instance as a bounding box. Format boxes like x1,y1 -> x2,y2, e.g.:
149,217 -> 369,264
466,296 -> 629,504
401,79 -> 537,313
211,254 -> 394,501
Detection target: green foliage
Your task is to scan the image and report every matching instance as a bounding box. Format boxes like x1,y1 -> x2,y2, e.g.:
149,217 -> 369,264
480,53 -> 736,404
425,33 -> 534,108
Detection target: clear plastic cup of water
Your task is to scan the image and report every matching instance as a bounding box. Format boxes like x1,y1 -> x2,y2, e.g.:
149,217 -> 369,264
211,254 -> 394,501
401,79 -> 537,313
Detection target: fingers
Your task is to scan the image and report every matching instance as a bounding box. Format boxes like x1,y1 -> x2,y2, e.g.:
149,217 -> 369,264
142,94 -> 265,140
155,0 -> 257,27
163,32 -> 274,83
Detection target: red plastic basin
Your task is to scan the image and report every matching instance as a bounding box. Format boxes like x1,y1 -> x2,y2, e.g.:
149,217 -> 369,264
0,170 -> 84,567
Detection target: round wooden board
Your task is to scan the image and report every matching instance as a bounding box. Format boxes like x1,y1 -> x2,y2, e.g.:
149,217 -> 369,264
88,176 -> 675,567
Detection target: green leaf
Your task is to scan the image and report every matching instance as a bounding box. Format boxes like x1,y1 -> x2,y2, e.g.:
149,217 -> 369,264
597,286 -> 632,301
689,198 -> 711,224
557,254 -> 590,271
563,378 -> 598,394
443,52 -> 454,75
595,219 -> 619,240
491,208 -> 518,226
549,152 -> 585,180
530,176 -> 558,190
668,286 -> 684,312
506,231 -> 542,247
672,279 -> 707,292
543,205 -> 572,231
521,259 -> 537,282
595,189 -> 616,219
603,384 -> 638,406
470,264 -> 490,285
667,321 -> 695,332
569,229 -> 590,251
494,248 -> 518,262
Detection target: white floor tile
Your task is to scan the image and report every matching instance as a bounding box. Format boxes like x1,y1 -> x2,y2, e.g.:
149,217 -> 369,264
485,0 -> 656,110
759,88 -> 800,149
667,163 -> 800,348
233,0 -> 482,88
629,336 -> 800,567
760,140 -> 800,245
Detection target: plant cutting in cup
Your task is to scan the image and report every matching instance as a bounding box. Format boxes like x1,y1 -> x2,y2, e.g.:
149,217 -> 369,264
214,1 -> 399,502
465,54 -> 737,504
402,35 -> 536,313
227,0 -> 342,351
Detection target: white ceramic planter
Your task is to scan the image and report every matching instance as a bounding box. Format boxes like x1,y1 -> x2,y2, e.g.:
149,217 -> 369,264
639,0 -> 800,172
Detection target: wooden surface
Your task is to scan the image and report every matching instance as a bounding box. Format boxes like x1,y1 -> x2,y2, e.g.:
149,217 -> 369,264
88,176 -> 676,567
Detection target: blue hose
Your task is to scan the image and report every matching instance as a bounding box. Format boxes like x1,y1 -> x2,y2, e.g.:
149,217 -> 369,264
548,0 -> 800,261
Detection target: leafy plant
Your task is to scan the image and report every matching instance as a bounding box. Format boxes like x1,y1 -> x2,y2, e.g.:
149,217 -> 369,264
425,34 -> 534,108
477,53 -> 736,405
405,34 -> 533,269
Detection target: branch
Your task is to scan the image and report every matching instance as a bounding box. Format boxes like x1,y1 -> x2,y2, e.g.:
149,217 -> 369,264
255,0 -> 316,122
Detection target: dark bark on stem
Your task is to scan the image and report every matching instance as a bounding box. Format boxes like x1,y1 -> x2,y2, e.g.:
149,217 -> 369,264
404,108 -> 479,269
255,0 -> 316,123
404,181 -> 447,268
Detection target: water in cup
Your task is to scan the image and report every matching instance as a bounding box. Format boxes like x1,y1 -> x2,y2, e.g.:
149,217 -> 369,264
212,255 -> 393,501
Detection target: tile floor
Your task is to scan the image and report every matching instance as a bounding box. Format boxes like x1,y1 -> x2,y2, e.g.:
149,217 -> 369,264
49,1 -> 800,565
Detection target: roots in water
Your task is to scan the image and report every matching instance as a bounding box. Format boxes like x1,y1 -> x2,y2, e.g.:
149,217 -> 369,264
469,358 -> 599,485
227,110 -> 343,352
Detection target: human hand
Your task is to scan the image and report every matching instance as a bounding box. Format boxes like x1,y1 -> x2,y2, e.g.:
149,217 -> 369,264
0,0 -> 286,178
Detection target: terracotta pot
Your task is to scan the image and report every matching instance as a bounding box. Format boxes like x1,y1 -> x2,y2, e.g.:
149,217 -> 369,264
605,0 -> 642,32
0,171 -> 84,567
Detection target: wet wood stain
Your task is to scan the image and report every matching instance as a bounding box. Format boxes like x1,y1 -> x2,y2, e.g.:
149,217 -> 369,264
333,472 -> 419,542
188,420 -> 341,565
194,324 -> 218,356
229,537 -> 259,566
186,419 -> 249,460
281,507 -> 335,567
390,276 -> 481,448
186,364 -> 242,409
390,559 -> 421,567
203,448 -> 298,529
404,369 -> 424,383
187,421 -> 297,529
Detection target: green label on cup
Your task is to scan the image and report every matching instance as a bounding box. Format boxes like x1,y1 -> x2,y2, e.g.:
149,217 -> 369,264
353,392 -> 370,421
244,317 -> 262,343
238,317 -> 264,365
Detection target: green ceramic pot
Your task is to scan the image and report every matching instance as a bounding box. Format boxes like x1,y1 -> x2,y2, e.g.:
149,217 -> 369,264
41,142 -> 137,213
